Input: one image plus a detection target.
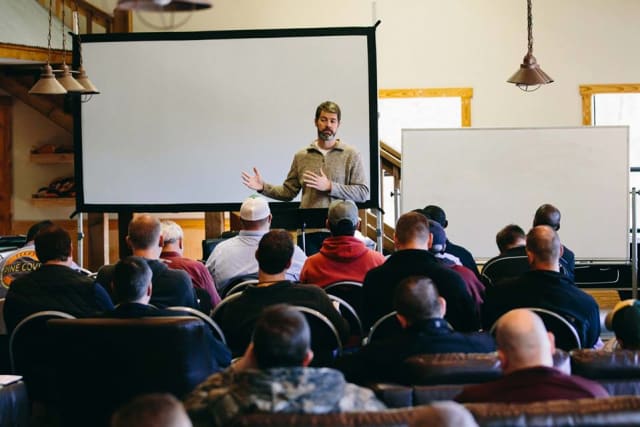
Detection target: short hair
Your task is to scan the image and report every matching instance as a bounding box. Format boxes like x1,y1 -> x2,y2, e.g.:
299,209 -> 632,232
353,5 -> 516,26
256,230 -> 294,274
422,205 -> 448,228
315,101 -> 341,122
160,220 -> 183,245
111,393 -> 192,427
526,225 -> 561,264
34,225 -> 71,263
112,256 -> 152,303
533,204 -> 561,230
26,220 -> 54,243
329,219 -> 356,236
128,215 -> 161,250
394,276 -> 441,323
252,304 -> 310,369
496,224 -> 526,253
395,212 -> 430,246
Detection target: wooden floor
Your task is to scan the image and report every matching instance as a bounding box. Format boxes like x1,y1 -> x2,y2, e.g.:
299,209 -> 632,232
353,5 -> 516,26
587,290 -> 622,310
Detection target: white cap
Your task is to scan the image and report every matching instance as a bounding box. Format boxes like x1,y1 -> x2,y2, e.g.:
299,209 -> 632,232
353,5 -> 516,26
240,195 -> 271,221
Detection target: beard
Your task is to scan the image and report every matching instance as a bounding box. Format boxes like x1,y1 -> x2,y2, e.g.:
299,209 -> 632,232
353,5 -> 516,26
318,129 -> 335,141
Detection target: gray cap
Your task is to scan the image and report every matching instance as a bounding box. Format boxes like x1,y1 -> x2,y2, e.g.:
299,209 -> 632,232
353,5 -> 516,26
328,199 -> 359,226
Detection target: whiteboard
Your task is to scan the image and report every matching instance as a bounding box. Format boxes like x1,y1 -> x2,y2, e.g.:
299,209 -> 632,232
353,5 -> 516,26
401,127 -> 629,261
75,27 -> 378,212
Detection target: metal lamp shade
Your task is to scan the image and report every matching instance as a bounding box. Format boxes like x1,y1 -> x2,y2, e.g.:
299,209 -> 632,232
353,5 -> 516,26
116,0 -> 212,11
75,66 -> 100,94
29,64 -> 67,95
57,64 -> 86,92
507,52 -> 553,90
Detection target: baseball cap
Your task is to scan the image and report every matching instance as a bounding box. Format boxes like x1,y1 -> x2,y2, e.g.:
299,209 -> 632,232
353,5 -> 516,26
240,195 -> 271,221
428,220 -> 447,253
423,205 -> 447,227
328,200 -> 359,226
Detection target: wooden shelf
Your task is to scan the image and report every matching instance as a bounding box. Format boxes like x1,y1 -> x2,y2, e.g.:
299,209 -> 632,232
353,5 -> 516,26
29,153 -> 74,164
30,197 -> 75,207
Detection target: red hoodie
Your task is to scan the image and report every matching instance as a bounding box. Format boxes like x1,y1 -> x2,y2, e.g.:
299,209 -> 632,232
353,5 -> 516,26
300,236 -> 386,287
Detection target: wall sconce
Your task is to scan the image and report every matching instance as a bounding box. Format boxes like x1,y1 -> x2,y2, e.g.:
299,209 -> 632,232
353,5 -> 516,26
507,0 -> 553,92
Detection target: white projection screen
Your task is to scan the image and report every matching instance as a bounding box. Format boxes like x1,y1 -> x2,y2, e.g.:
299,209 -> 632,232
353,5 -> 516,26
401,127 -> 630,261
74,27 -> 379,216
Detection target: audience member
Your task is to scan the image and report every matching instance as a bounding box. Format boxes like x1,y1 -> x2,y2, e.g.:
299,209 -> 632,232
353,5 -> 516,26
213,230 -> 349,356
428,220 -> 485,308
422,205 -> 480,277
456,309 -> 608,403
111,393 -> 192,427
97,215 -> 198,309
605,299 -> 640,350
481,224 -> 529,286
103,256 -> 231,371
300,199 -> 385,286
533,204 -> 575,280
204,195 -> 306,294
160,220 -> 221,309
362,212 -> 479,332
185,304 -> 384,426
337,276 -> 495,384
481,226 -> 601,348
4,225 -> 113,333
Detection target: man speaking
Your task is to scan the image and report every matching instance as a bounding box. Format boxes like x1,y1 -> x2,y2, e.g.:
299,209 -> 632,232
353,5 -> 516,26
241,101 -> 369,208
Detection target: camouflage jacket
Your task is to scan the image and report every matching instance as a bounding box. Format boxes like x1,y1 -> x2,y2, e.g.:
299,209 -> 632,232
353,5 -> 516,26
184,366 -> 385,427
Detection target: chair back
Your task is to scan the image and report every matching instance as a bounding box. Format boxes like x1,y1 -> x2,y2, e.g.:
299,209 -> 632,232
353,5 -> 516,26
9,310 -> 75,401
225,279 -> 259,298
324,281 -> 363,316
220,274 -> 258,298
202,234 -> 238,262
165,306 -> 227,345
193,287 -> 214,315
365,311 -> 402,345
327,294 -> 363,340
291,305 -> 343,367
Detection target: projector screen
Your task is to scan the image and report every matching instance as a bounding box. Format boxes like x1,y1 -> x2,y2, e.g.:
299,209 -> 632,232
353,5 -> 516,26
74,27 -> 379,214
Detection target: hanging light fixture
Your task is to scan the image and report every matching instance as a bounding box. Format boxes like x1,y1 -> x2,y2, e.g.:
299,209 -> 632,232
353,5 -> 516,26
115,0 -> 212,11
507,0 -> 553,92
29,0 -> 67,95
55,0 -> 85,92
72,0 -> 99,96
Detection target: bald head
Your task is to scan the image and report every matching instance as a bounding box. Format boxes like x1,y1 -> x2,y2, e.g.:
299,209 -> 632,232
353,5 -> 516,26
533,204 -> 561,231
495,309 -> 554,374
127,215 -> 162,256
525,225 -> 561,270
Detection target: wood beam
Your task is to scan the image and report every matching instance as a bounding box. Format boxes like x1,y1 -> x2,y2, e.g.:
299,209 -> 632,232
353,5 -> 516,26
0,97 -> 12,236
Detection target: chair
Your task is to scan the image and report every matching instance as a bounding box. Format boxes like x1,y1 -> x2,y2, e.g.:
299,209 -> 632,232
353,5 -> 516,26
224,278 -> 259,298
291,305 -> 343,367
165,306 -> 227,345
48,316 -> 219,426
211,292 -> 242,319
9,310 -> 75,401
327,294 -> 363,341
220,274 -> 258,298
324,281 -> 363,317
193,287 -> 214,315
489,307 -> 582,351
364,311 -> 402,346
202,232 -> 239,261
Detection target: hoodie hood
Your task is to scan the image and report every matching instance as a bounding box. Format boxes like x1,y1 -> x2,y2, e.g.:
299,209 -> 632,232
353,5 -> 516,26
319,236 -> 369,262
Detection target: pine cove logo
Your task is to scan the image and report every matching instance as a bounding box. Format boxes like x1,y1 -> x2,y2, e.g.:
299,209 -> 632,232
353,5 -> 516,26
0,249 -> 41,288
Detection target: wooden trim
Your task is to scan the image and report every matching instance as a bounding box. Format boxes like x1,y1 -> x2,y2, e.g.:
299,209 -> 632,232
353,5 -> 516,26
580,84 -> 640,126
378,87 -> 473,127
30,153 -> 74,164
0,44 -> 71,63
0,98 -> 12,235
30,197 -> 75,207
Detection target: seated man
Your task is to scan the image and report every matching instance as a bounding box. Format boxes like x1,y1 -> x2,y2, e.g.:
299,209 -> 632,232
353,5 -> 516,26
300,199 -> 385,287
104,256 -> 231,371
214,230 -> 349,357
205,195 -> 306,294
4,225 -> 113,333
481,226 -> 601,349
97,215 -> 198,309
336,276 -> 495,385
160,220 -> 221,309
605,299 -> 640,350
185,304 -> 384,426
481,224 -> 529,286
456,309 -> 608,403
111,393 -> 193,427
533,204 -> 575,280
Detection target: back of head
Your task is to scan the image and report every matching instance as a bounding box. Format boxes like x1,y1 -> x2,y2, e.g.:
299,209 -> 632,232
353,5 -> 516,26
496,224 -> 526,253
315,100 -> 341,121
34,225 -> 71,263
26,220 -> 54,243
533,204 -> 561,230
252,304 -> 311,369
111,393 -> 192,427
112,256 -> 153,304
525,225 -> 561,264
240,195 -> 271,230
495,309 -> 553,372
394,276 -> 442,323
256,230 -> 294,274
395,212 -> 430,246
128,215 -> 161,250
328,199 -> 358,236
428,220 -> 447,254
160,220 -> 183,247
606,300 -> 640,350
422,205 -> 448,228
